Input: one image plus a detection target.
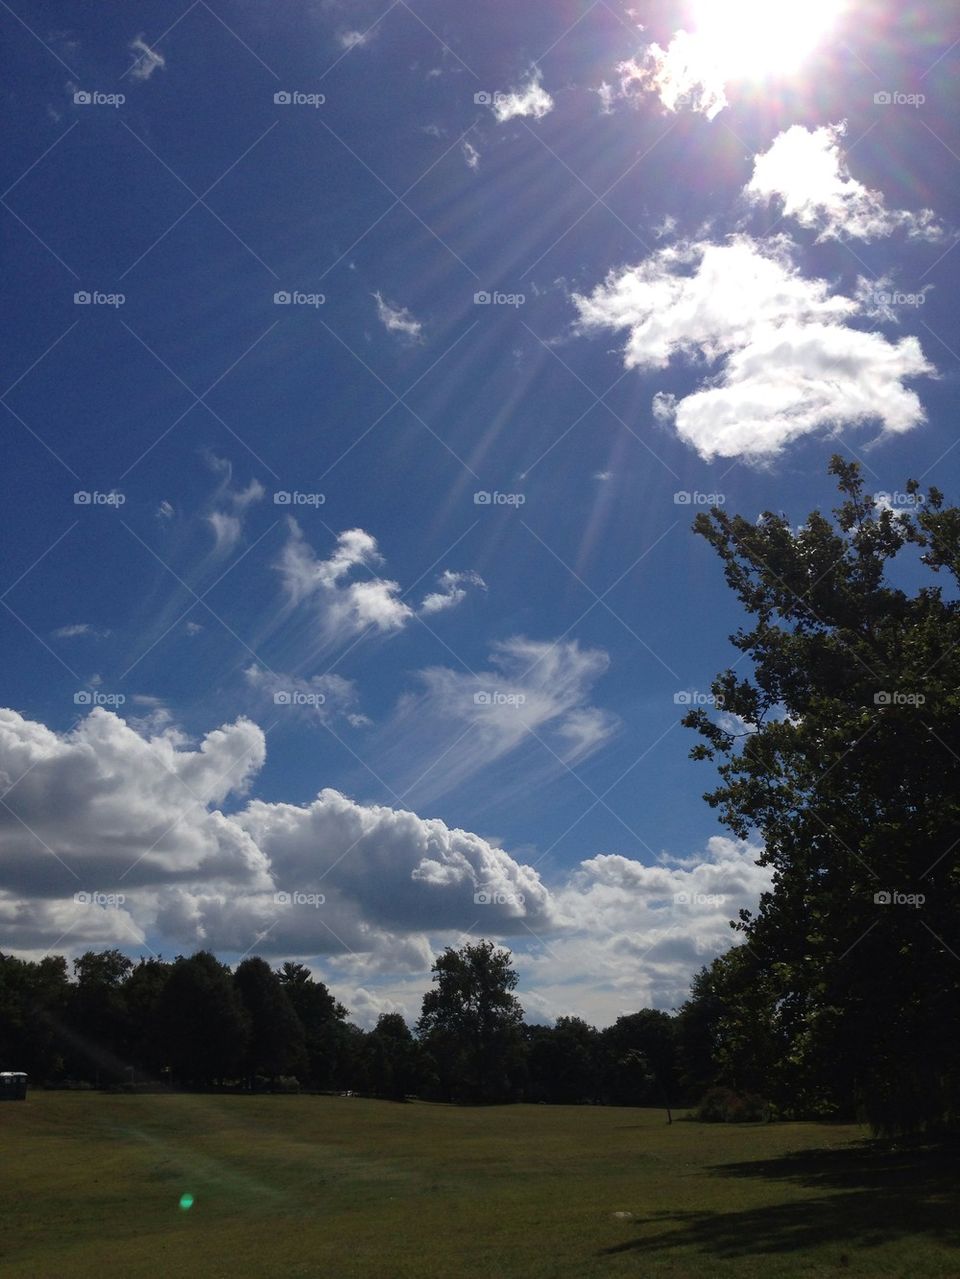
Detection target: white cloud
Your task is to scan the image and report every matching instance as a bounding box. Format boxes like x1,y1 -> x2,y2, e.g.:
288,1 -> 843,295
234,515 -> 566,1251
206,468 -> 264,553
462,140 -> 480,170
276,523 -> 412,638
128,35 -> 165,82
0,707 -> 268,900
493,69 -> 554,123
746,123 -> 944,242
373,638 -> 618,804
156,500 -> 174,520
616,37 -> 728,121
338,28 -> 375,50
274,524 -> 481,647
0,706 -> 771,1025
373,292 -> 423,341
419,569 -> 485,615
207,512 -> 242,553
243,665 -> 363,724
573,234 -> 934,460
595,81 -> 615,115
52,623 -> 109,640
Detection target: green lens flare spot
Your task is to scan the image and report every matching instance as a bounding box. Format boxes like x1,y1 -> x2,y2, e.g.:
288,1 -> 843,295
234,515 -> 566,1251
179,1194 -> 194,1211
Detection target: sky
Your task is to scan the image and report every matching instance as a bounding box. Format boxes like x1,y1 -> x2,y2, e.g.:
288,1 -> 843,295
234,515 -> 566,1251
1,0 -> 958,1028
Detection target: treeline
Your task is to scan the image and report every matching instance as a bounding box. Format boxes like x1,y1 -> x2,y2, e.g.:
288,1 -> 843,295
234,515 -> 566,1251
0,941 -> 714,1109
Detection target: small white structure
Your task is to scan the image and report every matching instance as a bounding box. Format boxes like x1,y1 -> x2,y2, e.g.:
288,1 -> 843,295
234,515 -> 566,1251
0,1072 -> 27,1100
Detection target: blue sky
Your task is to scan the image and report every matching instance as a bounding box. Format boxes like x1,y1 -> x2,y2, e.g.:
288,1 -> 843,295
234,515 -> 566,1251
1,0 -> 958,1026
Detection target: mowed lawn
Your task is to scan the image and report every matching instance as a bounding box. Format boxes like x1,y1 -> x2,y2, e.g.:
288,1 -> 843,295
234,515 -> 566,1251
1,1094 -> 958,1278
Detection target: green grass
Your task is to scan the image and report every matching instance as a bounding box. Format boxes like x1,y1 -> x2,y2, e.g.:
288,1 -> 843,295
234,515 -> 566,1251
1,1093 -> 958,1278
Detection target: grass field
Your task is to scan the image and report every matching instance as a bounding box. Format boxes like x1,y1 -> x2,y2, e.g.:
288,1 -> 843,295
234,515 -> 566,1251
1,1093 -> 958,1278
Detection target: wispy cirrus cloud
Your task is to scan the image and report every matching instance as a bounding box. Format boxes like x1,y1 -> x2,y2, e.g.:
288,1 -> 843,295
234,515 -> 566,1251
373,291 -> 423,341
128,34 -> 165,82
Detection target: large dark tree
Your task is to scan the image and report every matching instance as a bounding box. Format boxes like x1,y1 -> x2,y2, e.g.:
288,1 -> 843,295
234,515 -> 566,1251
525,1017 -> 599,1103
157,951 -> 249,1086
684,457 -> 960,1134
277,961 -> 347,1089
234,957 -> 306,1086
418,941 -> 525,1102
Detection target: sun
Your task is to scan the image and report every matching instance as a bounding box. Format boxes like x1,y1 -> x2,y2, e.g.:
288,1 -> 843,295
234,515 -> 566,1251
691,0 -> 841,78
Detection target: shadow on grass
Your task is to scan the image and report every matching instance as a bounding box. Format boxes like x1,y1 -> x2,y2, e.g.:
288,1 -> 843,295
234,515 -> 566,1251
601,1137 -> 960,1258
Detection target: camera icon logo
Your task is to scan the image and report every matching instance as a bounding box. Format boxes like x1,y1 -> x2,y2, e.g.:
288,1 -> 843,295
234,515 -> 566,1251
73,491 -> 91,504
474,91 -> 492,105
74,90 -> 92,105
474,491 -> 491,505
273,691 -> 292,705
473,691 -> 492,705
874,890 -> 892,904
274,290 -> 292,305
74,691 -> 92,705
874,691 -> 892,705
673,490 -> 692,504
274,491 -> 292,504
474,291 -> 491,305
274,890 -> 292,905
274,91 -> 292,105
673,691 -> 692,704
874,90 -> 892,104
474,887 -> 492,904
74,291 -> 91,305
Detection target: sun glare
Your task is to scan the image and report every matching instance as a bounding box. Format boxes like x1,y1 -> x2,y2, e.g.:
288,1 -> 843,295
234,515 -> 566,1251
692,0 -> 841,78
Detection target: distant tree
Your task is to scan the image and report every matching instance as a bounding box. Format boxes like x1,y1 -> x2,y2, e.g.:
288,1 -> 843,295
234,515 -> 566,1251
684,457 -> 960,1134
277,962 -> 347,1089
418,941 -> 525,1102
525,1017 -> 599,1103
366,1013 -> 422,1100
0,952 -> 70,1080
67,949 -> 134,1083
600,1011 -> 678,1118
234,957 -> 306,1086
116,956 -> 170,1080
157,952 -> 249,1087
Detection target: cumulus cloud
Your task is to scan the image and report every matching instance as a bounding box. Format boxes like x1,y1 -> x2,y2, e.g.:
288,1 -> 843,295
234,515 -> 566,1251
0,707 -> 269,900
493,69 -> 554,123
373,292 -> 423,341
0,706 -> 770,1025
128,35 -> 165,82
573,234 -> 934,460
462,140 -> 480,170
746,123 -> 944,242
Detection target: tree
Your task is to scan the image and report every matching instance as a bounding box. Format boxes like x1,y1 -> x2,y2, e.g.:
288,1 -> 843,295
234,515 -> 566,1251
0,952 -> 70,1081
525,1017 -> 599,1103
365,1013 -> 422,1100
600,1011 -> 679,1118
417,941 -> 525,1102
157,952 -> 249,1087
684,457 -> 960,1134
67,949 -> 134,1083
277,962 -> 347,1089
234,957 -> 306,1086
